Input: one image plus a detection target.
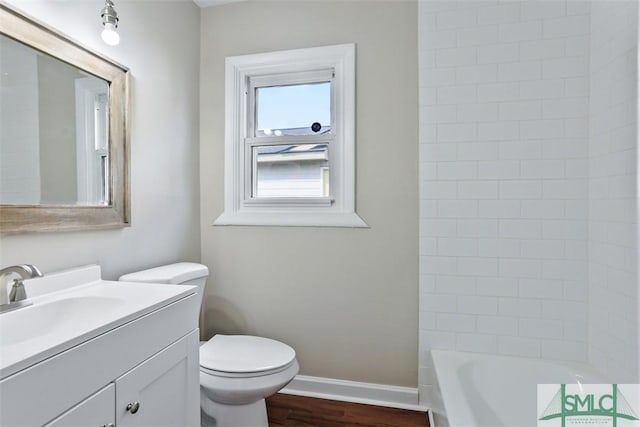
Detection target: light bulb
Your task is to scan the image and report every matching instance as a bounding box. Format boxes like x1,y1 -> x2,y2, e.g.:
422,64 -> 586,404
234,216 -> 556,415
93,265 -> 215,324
101,22 -> 120,46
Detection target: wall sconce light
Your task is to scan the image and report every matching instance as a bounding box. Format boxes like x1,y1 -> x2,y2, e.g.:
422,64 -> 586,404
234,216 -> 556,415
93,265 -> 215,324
100,0 -> 120,46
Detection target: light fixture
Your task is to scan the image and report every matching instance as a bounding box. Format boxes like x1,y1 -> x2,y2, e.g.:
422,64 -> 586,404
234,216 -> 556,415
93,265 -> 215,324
100,0 -> 120,46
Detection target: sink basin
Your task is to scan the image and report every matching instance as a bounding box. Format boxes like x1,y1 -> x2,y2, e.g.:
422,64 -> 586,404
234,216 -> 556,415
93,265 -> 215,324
0,296 -> 124,346
0,265 -> 196,379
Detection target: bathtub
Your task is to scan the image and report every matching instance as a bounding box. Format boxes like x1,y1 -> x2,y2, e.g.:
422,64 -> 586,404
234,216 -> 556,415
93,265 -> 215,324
431,350 -> 604,427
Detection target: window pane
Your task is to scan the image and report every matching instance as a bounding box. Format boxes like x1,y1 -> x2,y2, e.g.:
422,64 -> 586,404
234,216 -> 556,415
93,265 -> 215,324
256,82 -> 331,137
253,144 -> 329,198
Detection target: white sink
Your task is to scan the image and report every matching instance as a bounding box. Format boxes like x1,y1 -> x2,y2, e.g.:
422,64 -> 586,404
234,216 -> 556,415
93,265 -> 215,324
0,296 -> 124,346
0,265 -> 196,379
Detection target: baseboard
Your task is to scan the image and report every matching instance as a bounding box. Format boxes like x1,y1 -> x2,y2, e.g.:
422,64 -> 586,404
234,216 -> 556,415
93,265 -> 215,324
280,374 -> 428,412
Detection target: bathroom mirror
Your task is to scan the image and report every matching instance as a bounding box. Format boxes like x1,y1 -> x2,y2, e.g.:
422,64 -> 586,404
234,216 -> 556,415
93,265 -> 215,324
0,3 -> 130,233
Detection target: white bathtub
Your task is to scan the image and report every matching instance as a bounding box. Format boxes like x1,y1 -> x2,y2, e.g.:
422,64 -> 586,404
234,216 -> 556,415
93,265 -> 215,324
431,350 -> 604,427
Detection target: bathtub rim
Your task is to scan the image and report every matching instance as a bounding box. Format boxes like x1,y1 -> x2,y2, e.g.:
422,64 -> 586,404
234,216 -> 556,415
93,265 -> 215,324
431,350 -> 606,427
431,350 -> 475,427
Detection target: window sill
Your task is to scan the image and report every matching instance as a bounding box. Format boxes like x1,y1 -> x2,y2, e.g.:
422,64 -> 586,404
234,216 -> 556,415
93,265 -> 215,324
213,211 -> 369,228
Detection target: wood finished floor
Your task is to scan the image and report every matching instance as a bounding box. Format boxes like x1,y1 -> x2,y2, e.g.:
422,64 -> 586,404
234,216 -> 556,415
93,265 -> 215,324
266,393 -> 430,427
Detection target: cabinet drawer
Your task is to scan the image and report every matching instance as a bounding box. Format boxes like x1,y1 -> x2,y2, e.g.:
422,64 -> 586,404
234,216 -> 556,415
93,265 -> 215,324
45,383 -> 115,427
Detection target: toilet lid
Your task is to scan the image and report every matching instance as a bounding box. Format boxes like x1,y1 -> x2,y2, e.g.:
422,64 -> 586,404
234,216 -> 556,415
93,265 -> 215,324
200,335 -> 296,374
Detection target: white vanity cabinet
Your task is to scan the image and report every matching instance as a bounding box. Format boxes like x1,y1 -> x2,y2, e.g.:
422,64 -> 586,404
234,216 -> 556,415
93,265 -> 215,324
0,273 -> 201,427
41,331 -> 199,427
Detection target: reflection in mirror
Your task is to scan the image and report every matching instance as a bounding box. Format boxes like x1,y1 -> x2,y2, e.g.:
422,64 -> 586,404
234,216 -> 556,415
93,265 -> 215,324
0,34 -> 110,206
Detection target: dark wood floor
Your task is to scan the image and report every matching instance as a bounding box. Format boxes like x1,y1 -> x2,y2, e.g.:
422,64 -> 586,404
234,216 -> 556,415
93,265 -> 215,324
266,393 -> 430,427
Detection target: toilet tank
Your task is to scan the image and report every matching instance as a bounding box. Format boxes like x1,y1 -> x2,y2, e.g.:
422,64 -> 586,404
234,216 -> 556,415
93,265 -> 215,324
118,262 -> 209,310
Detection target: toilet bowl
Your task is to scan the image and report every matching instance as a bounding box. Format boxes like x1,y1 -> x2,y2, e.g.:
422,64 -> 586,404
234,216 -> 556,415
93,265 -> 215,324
119,263 -> 299,427
199,335 -> 299,427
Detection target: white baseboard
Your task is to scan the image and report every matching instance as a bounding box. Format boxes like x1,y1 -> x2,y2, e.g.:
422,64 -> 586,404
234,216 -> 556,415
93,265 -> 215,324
280,375 -> 428,412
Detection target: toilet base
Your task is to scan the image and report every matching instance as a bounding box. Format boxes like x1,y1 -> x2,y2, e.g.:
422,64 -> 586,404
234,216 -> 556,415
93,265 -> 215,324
201,390 -> 268,427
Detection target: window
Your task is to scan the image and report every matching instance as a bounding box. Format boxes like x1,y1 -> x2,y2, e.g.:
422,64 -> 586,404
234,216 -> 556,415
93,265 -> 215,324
215,44 -> 367,227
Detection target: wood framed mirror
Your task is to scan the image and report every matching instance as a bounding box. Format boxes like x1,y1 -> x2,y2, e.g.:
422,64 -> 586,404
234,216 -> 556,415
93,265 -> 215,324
0,3 -> 130,233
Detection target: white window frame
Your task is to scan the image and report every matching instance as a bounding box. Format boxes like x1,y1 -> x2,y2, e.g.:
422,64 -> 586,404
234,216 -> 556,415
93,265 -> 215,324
214,43 -> 367,228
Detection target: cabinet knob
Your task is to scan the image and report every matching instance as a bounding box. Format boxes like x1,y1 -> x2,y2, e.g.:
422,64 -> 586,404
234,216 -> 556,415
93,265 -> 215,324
126,401 -> 141,414
101,424 -> 115,427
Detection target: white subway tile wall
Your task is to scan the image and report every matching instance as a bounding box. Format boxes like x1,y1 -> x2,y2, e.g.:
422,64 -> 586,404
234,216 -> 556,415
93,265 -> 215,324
418,0 -> 592,405
0,44 -> 41,204
588,0 -> 638,383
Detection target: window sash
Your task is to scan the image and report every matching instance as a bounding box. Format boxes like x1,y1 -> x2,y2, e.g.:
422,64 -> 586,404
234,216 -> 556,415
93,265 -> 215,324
245,70 -> 335,205
247,69 -> 335,139
244,135 -> 334,204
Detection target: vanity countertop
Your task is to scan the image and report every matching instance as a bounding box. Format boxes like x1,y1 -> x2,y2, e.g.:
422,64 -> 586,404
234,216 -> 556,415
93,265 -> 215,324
0,265 -> 195,379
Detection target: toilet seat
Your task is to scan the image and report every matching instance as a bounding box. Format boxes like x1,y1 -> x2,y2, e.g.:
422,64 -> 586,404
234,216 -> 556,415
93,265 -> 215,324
200,335 -> 296,377
200,360 -> 297,378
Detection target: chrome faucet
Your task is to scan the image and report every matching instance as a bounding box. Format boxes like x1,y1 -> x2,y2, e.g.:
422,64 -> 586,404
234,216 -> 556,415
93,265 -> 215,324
0,264 -> 43,309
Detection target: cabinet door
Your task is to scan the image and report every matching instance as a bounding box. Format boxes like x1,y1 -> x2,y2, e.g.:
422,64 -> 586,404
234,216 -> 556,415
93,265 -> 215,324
45,383 -> 115,427
116,330 -> 199,427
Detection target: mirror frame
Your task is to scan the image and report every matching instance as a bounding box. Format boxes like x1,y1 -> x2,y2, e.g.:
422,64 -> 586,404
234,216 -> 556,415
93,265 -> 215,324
0,3 -> 130,234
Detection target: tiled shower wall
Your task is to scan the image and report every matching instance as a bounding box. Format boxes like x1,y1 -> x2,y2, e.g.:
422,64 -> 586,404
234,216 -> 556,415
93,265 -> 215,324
588,0 -> 638,383
418,0 -> 592,404
0,40 -> 41,204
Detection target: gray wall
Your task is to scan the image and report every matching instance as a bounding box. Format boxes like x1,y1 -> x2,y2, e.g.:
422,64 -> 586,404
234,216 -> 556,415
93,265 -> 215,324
0,0 -> 201,280
200,1 -> 419,387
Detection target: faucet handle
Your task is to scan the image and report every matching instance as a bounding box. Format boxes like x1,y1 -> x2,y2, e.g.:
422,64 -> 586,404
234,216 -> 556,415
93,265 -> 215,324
8,279 -> 27,302
23,264 -> 43,278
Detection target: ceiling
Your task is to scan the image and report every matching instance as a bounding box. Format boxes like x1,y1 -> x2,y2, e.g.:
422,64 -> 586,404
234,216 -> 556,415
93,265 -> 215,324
193,0 -> 246,8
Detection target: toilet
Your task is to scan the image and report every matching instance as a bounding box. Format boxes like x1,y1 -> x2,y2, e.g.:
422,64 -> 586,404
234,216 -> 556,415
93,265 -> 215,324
119,263 -> 299,427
